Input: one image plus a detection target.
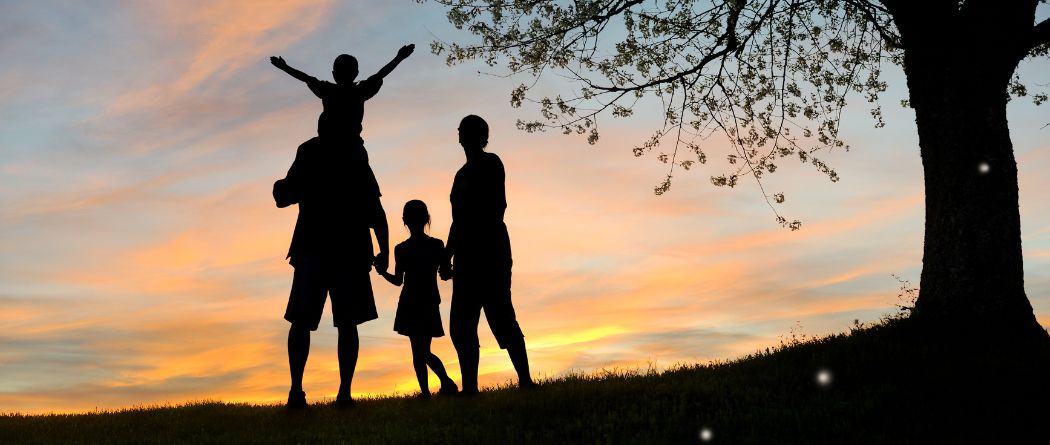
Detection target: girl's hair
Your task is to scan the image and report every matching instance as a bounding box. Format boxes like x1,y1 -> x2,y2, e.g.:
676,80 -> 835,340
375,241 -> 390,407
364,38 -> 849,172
402,199 -> 430,231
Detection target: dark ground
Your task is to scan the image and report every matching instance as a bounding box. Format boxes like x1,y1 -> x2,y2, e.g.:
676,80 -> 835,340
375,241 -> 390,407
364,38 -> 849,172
2,316 -> 1048,444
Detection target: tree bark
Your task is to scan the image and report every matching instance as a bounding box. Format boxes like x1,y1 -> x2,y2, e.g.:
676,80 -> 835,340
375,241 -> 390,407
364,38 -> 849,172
901,34 -> 1044,337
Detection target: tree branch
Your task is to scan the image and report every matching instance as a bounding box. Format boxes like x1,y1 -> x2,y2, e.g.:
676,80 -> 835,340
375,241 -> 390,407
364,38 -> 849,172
846,0 -> 901,48
590,0 -> 783,93
478,0 -> 642,53
1033,17 -> 1050,49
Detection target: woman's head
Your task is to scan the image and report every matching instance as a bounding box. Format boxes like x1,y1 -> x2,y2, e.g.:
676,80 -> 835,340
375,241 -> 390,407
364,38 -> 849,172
458,115 -> 489,153
333,54 -> 359,85
402,199 -> 430,231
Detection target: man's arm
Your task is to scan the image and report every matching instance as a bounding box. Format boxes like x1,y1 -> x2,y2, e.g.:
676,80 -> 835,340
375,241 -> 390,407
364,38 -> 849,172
441,221 -> 456,281
273,141 -> 310,208
270,56 -> 314,83
372,198 -> 390,273
369,44 -> 414,80
439,238 -> 454,281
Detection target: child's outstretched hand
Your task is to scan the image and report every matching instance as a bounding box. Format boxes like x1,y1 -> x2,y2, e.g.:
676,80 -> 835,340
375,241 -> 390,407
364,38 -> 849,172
397,44 -> 415,59
270,56 -> 288,69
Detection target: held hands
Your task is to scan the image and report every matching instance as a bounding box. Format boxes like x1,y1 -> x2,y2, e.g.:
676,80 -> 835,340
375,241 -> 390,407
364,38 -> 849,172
439,263 -> 453,281
373,251 -> 389,274
270,56 -> 288,69
397,44 -> 415,59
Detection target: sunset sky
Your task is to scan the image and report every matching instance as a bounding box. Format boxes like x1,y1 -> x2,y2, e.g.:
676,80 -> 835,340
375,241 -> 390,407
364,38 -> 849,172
2,1 -> 1049,414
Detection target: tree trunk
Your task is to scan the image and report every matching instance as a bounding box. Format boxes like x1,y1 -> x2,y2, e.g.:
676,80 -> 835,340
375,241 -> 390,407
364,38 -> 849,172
903,48 -> 1043,338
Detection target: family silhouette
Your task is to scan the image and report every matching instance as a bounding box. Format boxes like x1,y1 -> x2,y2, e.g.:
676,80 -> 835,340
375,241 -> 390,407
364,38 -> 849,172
271,46 -> 533,408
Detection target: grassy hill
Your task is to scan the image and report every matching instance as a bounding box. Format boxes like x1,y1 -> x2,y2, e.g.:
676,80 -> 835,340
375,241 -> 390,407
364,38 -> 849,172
2,316 -> 1048,444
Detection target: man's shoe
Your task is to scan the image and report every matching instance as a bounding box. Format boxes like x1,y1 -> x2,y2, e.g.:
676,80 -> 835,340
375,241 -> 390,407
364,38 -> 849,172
287,390 -> 307,409
519,379 -> 538,390
334,393 -> 356,409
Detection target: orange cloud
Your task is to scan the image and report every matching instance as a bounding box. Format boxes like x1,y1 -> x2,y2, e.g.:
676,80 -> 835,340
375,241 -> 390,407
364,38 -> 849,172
107,0 -> 333,116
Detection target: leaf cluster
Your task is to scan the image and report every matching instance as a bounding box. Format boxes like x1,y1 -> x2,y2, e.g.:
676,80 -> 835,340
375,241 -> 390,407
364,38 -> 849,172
428,0 -> 904,229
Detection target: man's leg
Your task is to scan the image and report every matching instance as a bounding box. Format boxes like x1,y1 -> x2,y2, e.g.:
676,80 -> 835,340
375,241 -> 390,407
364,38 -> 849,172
450,294 -> 482,394
288,324 -> 311,391
485,276 -> 534,388
287,324 -> 311,407
336,325 -> 359,400
330,264 -> 377,406
284,255 -> 326,407
506,338 -> 535,388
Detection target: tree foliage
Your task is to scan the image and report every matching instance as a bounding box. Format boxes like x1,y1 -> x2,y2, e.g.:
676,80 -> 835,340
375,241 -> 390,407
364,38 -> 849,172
424,0 -> 1047,230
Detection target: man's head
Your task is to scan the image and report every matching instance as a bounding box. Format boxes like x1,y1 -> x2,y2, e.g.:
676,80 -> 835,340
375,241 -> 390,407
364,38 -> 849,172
333,54 -> 359,85
458,115 -> 489,154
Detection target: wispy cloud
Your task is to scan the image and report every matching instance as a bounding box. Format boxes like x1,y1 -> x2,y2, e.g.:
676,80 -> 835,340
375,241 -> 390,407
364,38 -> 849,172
1,1 -> 1048,415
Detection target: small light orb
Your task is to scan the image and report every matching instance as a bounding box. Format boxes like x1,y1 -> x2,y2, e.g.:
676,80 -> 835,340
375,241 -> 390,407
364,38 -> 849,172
816,368 -> 832,387
699,427 -> 713,442
978,162 -> 990,174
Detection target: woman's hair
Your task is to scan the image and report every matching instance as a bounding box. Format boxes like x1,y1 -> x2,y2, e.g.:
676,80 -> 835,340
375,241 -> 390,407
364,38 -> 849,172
459,114 -> 489,149
402,199 -> 431,231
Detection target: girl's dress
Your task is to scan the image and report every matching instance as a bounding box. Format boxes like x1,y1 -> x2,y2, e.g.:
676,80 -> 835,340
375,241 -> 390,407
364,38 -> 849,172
392,235 -> 446,337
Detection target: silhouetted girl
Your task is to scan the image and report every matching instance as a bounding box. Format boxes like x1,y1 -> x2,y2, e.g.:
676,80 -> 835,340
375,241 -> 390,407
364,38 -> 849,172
379,200 -> 458,397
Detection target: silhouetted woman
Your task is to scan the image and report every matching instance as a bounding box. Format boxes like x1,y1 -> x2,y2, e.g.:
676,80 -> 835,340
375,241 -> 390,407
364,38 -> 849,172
445,115 -> 535,394
379,200 -> 458,398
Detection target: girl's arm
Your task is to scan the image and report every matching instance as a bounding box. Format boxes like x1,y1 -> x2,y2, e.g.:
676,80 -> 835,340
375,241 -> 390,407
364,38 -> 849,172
370,44 -> 414,80
379,247 -> 404,286
379,269 -> 403,286
270,56 -> 313,83
438,243 -> 453,281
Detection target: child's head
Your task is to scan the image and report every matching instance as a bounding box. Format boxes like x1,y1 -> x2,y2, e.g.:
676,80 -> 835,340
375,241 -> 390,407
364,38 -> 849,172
333,54 -> 359,85
402,199 -> 430,232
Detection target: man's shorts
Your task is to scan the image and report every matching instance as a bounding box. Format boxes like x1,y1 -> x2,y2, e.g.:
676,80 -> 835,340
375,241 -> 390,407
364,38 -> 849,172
449,267 -> 524,349
284,255 -> 377,331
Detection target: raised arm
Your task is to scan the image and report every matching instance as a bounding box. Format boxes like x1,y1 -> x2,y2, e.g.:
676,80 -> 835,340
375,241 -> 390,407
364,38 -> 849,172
270,56 -> 313,83
370,44 -> 414,80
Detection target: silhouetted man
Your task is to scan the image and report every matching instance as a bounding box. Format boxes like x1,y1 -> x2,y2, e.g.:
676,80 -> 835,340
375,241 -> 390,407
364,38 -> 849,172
445,115 -> 535,394
270,46 -> 411,409
274,137 -> 388,409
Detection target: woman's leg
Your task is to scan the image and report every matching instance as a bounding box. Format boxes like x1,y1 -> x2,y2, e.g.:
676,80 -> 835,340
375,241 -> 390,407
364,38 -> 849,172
409,336 -> 431,395
426,351 -> 452,383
